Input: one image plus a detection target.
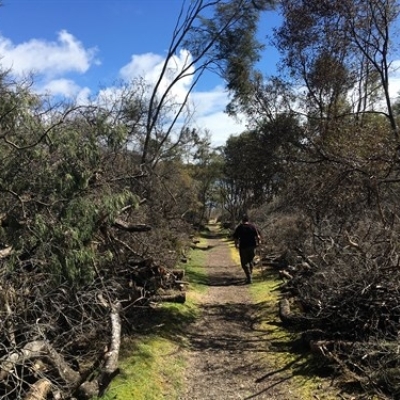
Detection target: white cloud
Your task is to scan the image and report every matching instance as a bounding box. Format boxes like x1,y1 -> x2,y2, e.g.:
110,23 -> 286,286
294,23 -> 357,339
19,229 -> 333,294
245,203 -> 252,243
192,86 -> 228,115
0,30 -> 97,78
196,110 -> 247,147
118,50 -> 246,145
119,49 -> 195,104
76,87 -> 92,105
40,79 -> 92,104
192,87 -> 247,146
41,79 -> 81,98
120,52 -> 164,81
0,29 -> 244,146
389,60 -> 400,101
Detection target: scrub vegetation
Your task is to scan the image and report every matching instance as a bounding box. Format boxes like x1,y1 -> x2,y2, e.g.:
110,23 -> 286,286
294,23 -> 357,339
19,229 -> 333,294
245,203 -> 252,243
1,0 -> 400,398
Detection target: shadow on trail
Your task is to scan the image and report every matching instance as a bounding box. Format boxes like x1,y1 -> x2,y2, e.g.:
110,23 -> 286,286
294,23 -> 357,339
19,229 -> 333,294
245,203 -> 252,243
186,303 -> 267,352
187,270 -> 246,287
185,295 -> 333,399
199,231 -> 231,240
185,300 -> 327,399
207,270 -> 246,286
192,244 -> 217,251
245,352 -> 335,400
186,225 -> 337,398
198,224 -> 233,241
186,268 -> 245,287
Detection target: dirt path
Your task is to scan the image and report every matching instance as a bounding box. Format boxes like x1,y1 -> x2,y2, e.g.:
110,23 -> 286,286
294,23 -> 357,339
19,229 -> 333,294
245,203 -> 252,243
179,229 -> 339,400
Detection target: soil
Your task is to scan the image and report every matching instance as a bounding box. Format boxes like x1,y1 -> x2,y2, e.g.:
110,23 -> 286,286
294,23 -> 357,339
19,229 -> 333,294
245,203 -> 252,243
179,227 -> 343,400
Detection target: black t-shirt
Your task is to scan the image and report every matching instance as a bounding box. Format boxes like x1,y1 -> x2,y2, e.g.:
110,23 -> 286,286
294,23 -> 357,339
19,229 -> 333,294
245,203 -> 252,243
233,223 -> 259,248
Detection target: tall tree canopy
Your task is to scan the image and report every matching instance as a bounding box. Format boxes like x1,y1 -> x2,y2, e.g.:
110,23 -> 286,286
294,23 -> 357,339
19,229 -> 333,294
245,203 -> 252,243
276,0 -> 400,135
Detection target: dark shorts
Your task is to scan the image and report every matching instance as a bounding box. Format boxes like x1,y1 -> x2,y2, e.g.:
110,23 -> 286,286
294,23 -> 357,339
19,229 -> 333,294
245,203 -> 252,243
239,247 -> 256,269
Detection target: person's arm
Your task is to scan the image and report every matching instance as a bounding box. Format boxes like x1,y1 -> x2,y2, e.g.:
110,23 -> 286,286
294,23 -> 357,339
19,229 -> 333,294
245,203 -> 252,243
233,226 -> 240,248
256,226 -> 261,246
234,232 -> 240,248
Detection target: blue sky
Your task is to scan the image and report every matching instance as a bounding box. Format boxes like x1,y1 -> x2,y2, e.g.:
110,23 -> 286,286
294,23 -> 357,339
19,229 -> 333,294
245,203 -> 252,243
0,0 -> 282,146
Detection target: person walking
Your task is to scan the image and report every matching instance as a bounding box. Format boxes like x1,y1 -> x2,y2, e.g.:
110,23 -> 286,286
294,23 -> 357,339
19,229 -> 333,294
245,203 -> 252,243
233,214 -> 261,284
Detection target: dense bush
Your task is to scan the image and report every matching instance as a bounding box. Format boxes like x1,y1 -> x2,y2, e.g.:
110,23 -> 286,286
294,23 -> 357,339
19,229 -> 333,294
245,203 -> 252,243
0,74 -> 205,398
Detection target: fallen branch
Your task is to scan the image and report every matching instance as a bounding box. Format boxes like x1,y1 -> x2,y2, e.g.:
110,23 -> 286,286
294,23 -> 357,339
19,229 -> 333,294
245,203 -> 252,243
279,270 -> 293,280
103,302 -> 122,376
293,247 -> 319,270
24,378 -> 51,400
79,300 -> 122,399
278,298 -> 308,327
112,219 -> 151,232
98,301 -> 122,395
0,340 -> 80,384
152,291 -> 186,304
0,245 -> 13,259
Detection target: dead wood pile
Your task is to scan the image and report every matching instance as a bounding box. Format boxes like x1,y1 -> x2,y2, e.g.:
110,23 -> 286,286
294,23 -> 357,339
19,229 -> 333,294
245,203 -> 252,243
0,228 -> 194,399
260,233 -> 400,399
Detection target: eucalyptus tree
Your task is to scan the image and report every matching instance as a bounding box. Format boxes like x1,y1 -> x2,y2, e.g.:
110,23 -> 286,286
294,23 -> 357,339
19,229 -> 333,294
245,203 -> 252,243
221,112 -> 304,218
264,0 -> 400,238
223,131 -> 266,211
266,4 -> 400,394
186,132 -> 224,223
133,0 -> 276,166
276,0 -> 400,136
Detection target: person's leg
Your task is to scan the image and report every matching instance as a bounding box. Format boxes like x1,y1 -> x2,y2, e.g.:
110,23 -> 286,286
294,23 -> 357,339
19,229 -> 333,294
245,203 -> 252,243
239,248 -> 253,283
243,265 -> 252,283
248,247 -> 256,274
239,248 -> 249,282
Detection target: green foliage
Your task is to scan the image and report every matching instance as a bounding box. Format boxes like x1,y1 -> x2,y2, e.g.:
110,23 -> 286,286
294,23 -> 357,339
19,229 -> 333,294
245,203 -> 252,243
101,190 -> 140,223
276,0 -> 399,134
0,70 -> 158,287
30,203 -> 97,284
188,0 -> 276,116
221,113 -> 303,216
28,189 -> 140,285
